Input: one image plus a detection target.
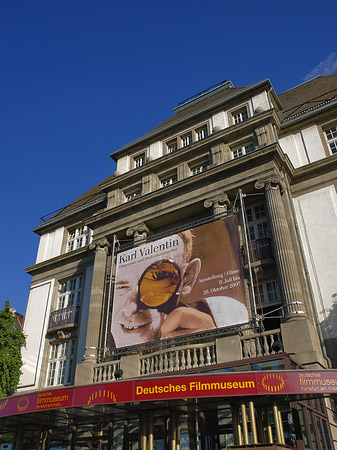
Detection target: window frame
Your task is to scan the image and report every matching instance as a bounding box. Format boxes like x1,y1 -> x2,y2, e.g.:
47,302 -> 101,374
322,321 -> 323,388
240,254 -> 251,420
228,103 -> 250,126
324,124 -> 337,155
189,156 -> 210,176
132,152 -> 146,169
124,185 -> 141,202
66,226 -> 91,252
57,275 -> 84,310
232,141 -> 255,159
159,170 -> 178,188
46,339 -> 76,387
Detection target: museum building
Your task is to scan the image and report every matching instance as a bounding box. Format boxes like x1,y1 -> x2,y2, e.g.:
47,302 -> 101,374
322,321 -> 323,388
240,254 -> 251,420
1,76 -> 337,450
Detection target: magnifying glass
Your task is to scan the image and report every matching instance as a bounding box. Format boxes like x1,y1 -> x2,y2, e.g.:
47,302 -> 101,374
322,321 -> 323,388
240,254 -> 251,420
138,260 -> 182,314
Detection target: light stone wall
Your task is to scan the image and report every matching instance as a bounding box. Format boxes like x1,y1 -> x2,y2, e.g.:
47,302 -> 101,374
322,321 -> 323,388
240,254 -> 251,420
19,280 -> 54,390
294,185 -> 337,338
149,141 -> 162,159
36,227 -> 65,263
279,125 -> 326,168
251,91 -> 270,112
116,154 -> 130,173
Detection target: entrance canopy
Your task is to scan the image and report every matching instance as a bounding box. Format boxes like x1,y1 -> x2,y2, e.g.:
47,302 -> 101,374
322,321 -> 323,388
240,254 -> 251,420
1,370 -> 336,430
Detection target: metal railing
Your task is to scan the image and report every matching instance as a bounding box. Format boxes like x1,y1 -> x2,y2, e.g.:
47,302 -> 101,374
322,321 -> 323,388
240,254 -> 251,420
48,306 -> 80,330
245,238 -> 273,263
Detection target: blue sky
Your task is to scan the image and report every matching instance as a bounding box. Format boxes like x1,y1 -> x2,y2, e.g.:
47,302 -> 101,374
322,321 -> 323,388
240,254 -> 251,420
1,0 -> 337,314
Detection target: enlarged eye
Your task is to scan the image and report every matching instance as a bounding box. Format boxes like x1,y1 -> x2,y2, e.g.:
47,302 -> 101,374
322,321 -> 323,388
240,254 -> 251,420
139,260 -> 181,307
152,270 -> 178,284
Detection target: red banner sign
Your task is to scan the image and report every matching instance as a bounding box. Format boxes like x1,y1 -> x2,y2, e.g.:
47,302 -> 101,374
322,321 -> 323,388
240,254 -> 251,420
1,370 -> 337,418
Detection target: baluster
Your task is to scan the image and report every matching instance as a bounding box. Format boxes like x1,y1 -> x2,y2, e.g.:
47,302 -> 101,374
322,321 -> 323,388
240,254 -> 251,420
140,359 -> 144,376
158,354 -> 163,373
175,350 -> 179,371
262,334 -> 269,355
199,347 -> 205,366
164,352 -> 168,372
270,333 -> 276,354
256,337 -> 263,357
186,348 -> 192,369
149,356 -> 153,374
181,350 -> 186,370
205,346 -> 211,365
192,348 -> 198,367
242,339 -> 249,358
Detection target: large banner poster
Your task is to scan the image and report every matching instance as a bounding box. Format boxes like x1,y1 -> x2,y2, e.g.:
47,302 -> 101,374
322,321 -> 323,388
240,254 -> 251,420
110,216 -> 248,348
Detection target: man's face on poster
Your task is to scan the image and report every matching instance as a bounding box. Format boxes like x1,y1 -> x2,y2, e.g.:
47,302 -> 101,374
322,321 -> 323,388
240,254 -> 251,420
111,235 -> 189,348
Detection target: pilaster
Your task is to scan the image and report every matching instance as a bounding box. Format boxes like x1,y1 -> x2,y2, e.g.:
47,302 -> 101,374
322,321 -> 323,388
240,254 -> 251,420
84,237 -> 110,359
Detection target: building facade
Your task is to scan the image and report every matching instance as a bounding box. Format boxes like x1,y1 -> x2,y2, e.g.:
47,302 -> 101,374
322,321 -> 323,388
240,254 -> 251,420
1,76 -> 337,450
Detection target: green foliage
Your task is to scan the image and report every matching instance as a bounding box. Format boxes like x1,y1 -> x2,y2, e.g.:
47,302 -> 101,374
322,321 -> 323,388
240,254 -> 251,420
0,300 -> 26,397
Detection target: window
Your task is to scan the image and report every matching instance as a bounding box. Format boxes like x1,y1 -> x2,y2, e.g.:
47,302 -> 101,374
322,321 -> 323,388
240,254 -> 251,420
254,281 -> 280,305
47,340 -> 75,386
66,226 -> 90,252
181,133 -> 192,147
246,203 -> 269,240
160,172 -> 177,187
167,139 -> 178,154
190,158 -> 209,175
232,142 -> 255,159
232,107 -> 249,124
325,125 -> 337,154
133,154 -> 145,168
57,276 -> 83,309
124,186 -> 141,202
196,126 -> 208,141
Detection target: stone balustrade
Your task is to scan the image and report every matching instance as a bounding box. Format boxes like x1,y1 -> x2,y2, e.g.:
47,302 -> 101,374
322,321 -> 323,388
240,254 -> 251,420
240,329 -> 282,359
92,329 -> 283,383
93,359 -> 121,382
139,342 -> 217,376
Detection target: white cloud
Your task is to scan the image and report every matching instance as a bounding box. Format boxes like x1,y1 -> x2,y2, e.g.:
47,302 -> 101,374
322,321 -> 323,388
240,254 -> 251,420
303,53 -> 337,81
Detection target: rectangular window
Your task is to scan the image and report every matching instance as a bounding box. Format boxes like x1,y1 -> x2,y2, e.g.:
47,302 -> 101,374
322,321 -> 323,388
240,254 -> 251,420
66,226 -> 90,252
124,186 -> 141,202
134,154 -> 145,168
190,158 -> 209,176
254,281 -> 280,305
46,339 -> 75,386
57,276 -> 83,309
325,125 -> 337,154
232,142 -> 255,159
160,172 -> 177,187
233,107 -> 249,124
167,139 -> 178,154
246,204 -> 269,240
196,126 -> 208,141
181,133 -> 192,147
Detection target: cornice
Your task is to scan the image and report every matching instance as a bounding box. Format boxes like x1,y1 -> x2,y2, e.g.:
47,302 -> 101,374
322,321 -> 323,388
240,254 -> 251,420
25,246 -> 93,276
110,80 -> 280,159
289,154 -> 337,185
101,109 -> 279,192
86,144 -> 291,230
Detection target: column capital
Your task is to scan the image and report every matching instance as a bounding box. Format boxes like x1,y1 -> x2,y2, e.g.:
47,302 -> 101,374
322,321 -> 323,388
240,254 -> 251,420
255,175 -> 285,192
126,222 -> 150,242
204,193 -> 230,214
89,237 -> 110,253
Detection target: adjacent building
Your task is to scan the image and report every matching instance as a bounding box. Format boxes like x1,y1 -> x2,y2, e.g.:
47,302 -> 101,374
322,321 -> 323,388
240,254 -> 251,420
1,76 -> 337,450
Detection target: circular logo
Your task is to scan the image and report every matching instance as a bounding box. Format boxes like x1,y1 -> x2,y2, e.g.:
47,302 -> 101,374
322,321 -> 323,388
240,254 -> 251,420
261,373 -> 285,392
17,396 -> 29,411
